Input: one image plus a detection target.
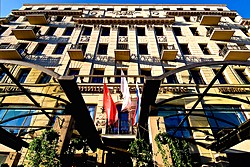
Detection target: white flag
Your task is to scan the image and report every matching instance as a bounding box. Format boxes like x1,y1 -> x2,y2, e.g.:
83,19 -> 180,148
121,70 -> 132,111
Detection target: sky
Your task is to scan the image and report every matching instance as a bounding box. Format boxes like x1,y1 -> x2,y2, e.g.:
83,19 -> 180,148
0,0 -> 249,18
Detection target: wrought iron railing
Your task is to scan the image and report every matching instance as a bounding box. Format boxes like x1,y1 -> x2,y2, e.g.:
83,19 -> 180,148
206,26 -> 232,37
219,45 -> 249,57
69,44 -> 83,50
14,26 -> 40,34
117,44 -> 129,50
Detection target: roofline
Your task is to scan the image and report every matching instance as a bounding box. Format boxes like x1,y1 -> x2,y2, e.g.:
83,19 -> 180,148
23,3 -> 227,7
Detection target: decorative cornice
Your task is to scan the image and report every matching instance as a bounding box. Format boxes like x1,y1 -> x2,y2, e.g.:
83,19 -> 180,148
11,10 -> 82,16
73,17 -> 175,25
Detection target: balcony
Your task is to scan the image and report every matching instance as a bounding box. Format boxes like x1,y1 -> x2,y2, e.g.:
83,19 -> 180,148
160,44 -> 178,61
114,44 -> 130,61
206,26 -> 235,41
0,44 -> 24,60
0,17 -> 9,25
198,15 -> 221,26
12,26 -> 40,40
67,44 -> 85,60
26,14 -> 49,25
220,45 -> 250,61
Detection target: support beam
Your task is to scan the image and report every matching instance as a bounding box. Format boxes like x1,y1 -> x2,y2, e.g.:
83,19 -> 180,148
58,76 -> 102,151
0,64 -> 54,122
172,65 -> 228,136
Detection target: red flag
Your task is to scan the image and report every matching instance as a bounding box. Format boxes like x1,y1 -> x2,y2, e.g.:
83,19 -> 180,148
103,83 -> 118,125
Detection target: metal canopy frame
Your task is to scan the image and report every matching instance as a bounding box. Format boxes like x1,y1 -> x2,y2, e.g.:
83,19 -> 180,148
139,60 -> 250,152
0,60 -> 102,151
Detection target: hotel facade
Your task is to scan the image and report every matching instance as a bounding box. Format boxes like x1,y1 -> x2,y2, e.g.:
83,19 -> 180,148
0,3 -> 250,167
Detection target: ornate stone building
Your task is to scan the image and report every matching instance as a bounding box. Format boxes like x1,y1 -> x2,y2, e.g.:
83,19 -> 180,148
0,3 -> 250,166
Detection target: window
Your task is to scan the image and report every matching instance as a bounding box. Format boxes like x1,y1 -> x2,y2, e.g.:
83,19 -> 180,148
37,7 -> 45,10
138,44 -> 148,55
93,8 -> 100,10
135,8 -> 142,11
97,44 -> 108,55
25,7 -> 32,10
158,44 -> 168,54
16,43 -> 28,55
190,27 -> 199,36
63,27 -> 74,36
115,69 -> 127,83
0,106 -> 35,135
165,69 -> 179,84
81,43 -> 88,53
68,69 -> 79,82
163,8 -> 170,10
51,7 -> 58,10
179,44 -> 191,55
0,70 -> 6,82
217,8 -> 223,11
0,27 -> 8,36
64,8 -> 71,10
149,8 -> 156,11
0,153 -> 8,164
190,8 -> 197,10
213,69 -> 228,84
38,73 -> 51,84
190,69 -> 205,84
177,8 -> 183,10
140,69 -> 151,83
17,69 -> 30,83
10,16 -> 19,21
101,27 -> 110,36
172,27 -> 182,36
235,69 -> 250,84
46,27 -> 57,36
33,43 -> 47,55
204,8 -> 210,11
199,44 -> 211,55
87,105 -> 96,120
155,27 -> 163,36
54,16 -> 63,22
157,105 -> 191,138
92,69 -> 104,83
118,27 -> 127,36
107,8 -> 114,11
137,27 -> 146,36
121,8 -> 128,11
78,8 -> 85,11
217,43 -> 226,51
82,27 -> 92,36
53,44 -> 66,54
184,16 -> 190,22
240,28 -> 250,37
204,105 -> 246,136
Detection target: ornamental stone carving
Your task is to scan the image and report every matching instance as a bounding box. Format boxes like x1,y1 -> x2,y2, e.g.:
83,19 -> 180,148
157,36 -> 168,43
79,36 -> 90,43
118,36 -> 128,42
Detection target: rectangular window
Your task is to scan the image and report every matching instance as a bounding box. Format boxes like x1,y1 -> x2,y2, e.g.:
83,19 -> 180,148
155,27 -> 163,36
135,8 -> 142,11
92,69 -> 104,83
190,8 -> 197,10
140,69 -> 151,83
37,7 -> 45,10
138,44 -> 148,55
63,27 -> 74,36
179,44 -> 191,55
17,69 -> 30,83
53,44 -> 66,54
172,27 -> 182,36
217,43 -> 226,51
157,105 -> 191,138
64,8 -> 71,10
165,69 -> 179,84
33,43 -> 47,55
38,73 -> 51,84
87,105 -> 96,120
190,27 -> 199,36
204,105 -> 246,136
163,8 -> 170,10
25,7 -> 32,10
101,27 -> 110,36
97,44 -> 108,55
46,27 -> 57,36
51,7 -> 58,10
115,69 -> 127,83
68,69 -> 79,82
17,43 -> 28,55
0,106 -> 35,135
235,69 -> 250,84
137,27 -> 146,36
0,27 -> 8,36
55,16 -> 63,22
213,69 -> 228,84
177,8 -> 183,10
190,69 -> 205,84
0,70 -> 6,82
107,8 -> 114,11
199,44 -> 211,55
118,27 -> 128,36
82,27 -> 92,36
121,8 -> 128,11
204,8 -> 210,11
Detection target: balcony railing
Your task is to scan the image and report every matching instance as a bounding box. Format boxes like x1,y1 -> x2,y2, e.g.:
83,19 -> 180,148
206,26 -> 235,41
11,9 -> 82,16
106,120 -> 135,135
12,26 -> 40,40
219,45 -> 250,61
67,44 -> 85,60
206,26 -> 231,37
0,44 -> 25,60
117,44 -> 128,50
115,44 -> 130,61
160,44 -> 178,61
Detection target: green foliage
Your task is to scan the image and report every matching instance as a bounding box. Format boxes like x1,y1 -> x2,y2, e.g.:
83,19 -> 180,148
26,129 -> 61,167
155,132 -> 192,167
71,137 -> 84,150
128,138 -> 153,167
